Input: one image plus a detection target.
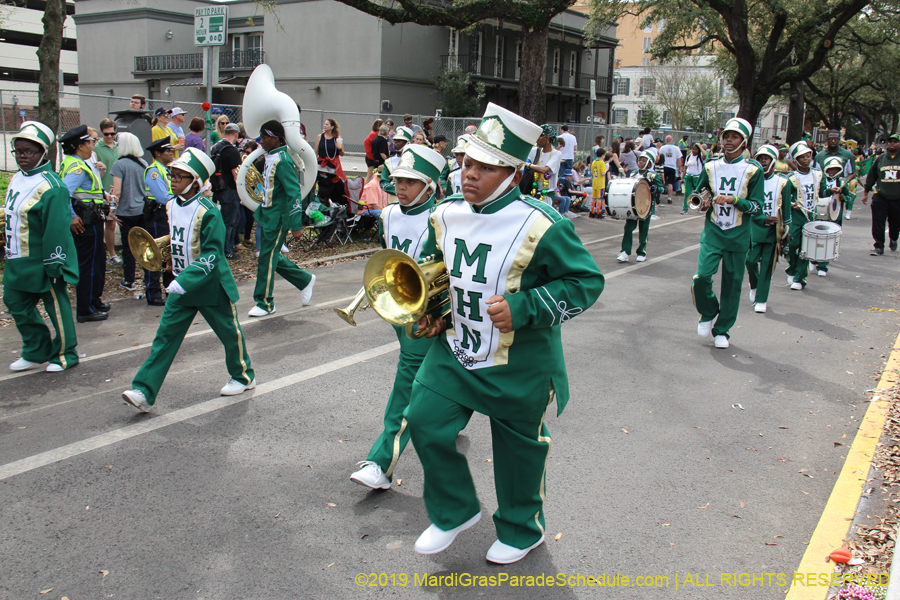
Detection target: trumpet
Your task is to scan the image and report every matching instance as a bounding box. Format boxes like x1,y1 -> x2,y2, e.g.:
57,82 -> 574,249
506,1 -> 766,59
334,287 -> 369,326
128,227 -> 171,271
687,189 -> 712,210
363,249 -> 451,339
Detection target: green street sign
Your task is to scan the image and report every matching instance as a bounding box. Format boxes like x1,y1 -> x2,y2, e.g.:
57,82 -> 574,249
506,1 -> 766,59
195,6 -> 227,46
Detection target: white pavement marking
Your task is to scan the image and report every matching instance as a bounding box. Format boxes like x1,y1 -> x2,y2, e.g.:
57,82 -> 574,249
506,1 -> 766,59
604,244 -> 700,279
0,342 -> 400,482
581,214 -> 702,247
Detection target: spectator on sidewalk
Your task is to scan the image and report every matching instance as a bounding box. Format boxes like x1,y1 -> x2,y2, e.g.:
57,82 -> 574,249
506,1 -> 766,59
94,119 -> 122,266
129,94 -> 146,111
364,118 -> 384,183
315,118 -> 347,203
167,107 -> 187,149
558,125 -> 578,170
422,117 -> 435,144
151,108 -> 182,158
413,130 -> 429,146
210,115 -> 229,145
368,125 -> 390,183
184,117 -> 206,153
403,113 -> 422,134
214,123 -> 244,259
109,133 -> 149,295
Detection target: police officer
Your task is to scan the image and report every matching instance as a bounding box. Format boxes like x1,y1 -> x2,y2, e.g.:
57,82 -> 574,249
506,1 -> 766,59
60,125 -> 108,322
143,138 -> 176,305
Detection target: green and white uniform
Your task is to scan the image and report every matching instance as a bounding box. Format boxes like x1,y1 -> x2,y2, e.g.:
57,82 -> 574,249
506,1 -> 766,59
785,167 -> 822,287
4,161 -> 79,369
364,196 -> 437,478
746,173 -> 793,304
252,145 -> 312,312
622,169 -> 664,257
407,188 -> 604,550
691,155 -> 764,338
813,171 -> 849,273
131,191 -> 254,404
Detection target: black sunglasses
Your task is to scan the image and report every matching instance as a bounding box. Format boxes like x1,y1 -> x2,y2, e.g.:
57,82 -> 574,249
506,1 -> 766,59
102,132 -> 116,137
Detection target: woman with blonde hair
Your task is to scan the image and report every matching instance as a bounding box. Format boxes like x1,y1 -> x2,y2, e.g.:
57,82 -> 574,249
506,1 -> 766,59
210,115 -> 229,144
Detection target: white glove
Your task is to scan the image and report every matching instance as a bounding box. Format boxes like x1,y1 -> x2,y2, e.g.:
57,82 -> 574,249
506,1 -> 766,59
165,280 -> 186,295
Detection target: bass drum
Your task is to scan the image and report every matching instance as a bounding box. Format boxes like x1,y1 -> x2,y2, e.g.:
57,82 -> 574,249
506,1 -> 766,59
606,177 -> 651,220
800,221 -> 841,262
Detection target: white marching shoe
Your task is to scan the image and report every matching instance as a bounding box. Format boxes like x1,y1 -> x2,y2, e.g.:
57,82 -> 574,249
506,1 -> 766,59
300,274 -> 316,306
616,251 -> 629,263
697,320 -> 713,338
790,282 -> 803,291
844,210 -> 851,220
817,269 -> 827,277
414,512 -> 481,555
486,536 -> 545,564
636,255 -> 646,262
9,358 -> 39,371
220,378 -> 256,396
281,244 -> 290,253
786,275 -> 794,285
748,289 -> 756,303
754,302 -> 767,313
714,335 -> 730,349
46,363 -> 65,372
248,305 -> 274,317
350,461 -> 391,490
122,389 -> 152,413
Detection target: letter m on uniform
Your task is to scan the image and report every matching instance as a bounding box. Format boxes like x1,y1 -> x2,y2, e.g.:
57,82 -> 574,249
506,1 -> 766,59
450,239 -> 491,283
172,225 -> 185,242
719,176 -> 737,192
390,236 -> 411,254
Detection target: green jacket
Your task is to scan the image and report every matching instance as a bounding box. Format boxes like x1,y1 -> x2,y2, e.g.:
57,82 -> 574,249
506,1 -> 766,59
257,145 -> 305,234
415,187 -> 604,421
695,155 -> 765,252
4,161 -> 79,292
864,151 -> 900,201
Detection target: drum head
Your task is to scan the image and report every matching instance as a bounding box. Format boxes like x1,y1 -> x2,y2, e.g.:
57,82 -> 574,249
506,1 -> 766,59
827,196 -> 842,221
634,179 -> 652,219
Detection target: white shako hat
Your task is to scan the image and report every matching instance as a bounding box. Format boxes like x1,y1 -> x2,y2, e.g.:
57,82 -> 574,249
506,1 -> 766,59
12,120 -> 55,150
789,140 -> 813,160
392,126 -> 415,143
465,102 -> 542,168
451,135 -> 469,155
169,147 -> 215,183
822,156 -> 844,172
723,117 -> 753,142
754,144 -> 779,162
391,145 -> 446,187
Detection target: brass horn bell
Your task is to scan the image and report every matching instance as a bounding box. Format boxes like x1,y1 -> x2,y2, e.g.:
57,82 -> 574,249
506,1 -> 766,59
334,287 -> 369,326
128,226 -> 171,272
687,189 -> 712,210
363,249 -> 451,339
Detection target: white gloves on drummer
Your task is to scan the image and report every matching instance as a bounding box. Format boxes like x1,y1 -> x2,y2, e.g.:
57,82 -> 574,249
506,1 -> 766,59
165,281 -> 186,295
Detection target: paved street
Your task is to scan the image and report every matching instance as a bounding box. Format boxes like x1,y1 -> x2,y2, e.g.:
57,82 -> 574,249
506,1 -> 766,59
1,202 -> 898,599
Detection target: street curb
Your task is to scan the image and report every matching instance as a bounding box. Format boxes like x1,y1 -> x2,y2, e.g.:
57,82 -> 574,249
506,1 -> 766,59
295,246 -> 377,267
786,330 -> 900,600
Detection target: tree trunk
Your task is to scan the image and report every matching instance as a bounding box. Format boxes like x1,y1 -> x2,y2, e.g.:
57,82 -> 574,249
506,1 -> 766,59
38,0 -> 65,165
519,26 -> 548,124
786,80 -> 805,144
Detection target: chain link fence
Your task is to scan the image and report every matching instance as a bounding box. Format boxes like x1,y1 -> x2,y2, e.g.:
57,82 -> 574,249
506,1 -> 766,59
1,89 -> 789,173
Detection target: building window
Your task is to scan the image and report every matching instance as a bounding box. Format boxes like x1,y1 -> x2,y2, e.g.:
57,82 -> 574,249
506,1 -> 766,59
780,115 -> 788,130
449,29 -> 459,56
640,77 -> 655,96
471,31 -> 484,74
643,23 -> 652,33
641,57 -> 651,67
232,35 -> 241,53
615,77 -> 630,96
568,50 -> 577,87
551,47 -> 561,86
495,35 -> 505,78
248,34 -> 262,51
515,40 -> 522,79
643,37 -> 652,52
657,19 -> 666,31
662,110 -> 670,125
718,78 -> 727,97
613,109 -> 628,124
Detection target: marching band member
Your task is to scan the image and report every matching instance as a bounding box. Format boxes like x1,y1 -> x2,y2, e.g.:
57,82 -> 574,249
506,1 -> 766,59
405,103 -> 604,564
813,156 -> 850,277
785,141 -> 822,290
350,144 -> 445,490
442,137 -> 467,197
746,145 -> 792,314
4,121 -> 80,372
60,125 -> 109,322
379,126 -> 415,200
691,118 -> 764,349
122,148 -> 255,412
248,120 -> 316,317
142,138 -> 177,305
617,150 -> 663,263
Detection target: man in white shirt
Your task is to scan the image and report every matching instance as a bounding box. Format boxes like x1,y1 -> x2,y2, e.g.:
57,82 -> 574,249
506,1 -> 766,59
558,125 -> 578,170
659,135 -> 683,204
525,125 -> 562,205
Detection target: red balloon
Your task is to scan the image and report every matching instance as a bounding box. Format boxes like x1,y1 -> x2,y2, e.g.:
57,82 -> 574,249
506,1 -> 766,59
201,102 -> 211,111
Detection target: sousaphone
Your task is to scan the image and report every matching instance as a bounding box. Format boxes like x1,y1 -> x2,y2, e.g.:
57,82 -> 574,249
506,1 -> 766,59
237,65 -> 317,211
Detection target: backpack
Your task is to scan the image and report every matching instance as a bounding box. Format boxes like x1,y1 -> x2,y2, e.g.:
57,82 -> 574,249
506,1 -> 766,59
208,142 -> 232,193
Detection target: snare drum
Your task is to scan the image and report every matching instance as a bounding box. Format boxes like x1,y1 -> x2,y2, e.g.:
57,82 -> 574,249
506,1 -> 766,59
800,221 -> 841,262
816,195 -> 842,222
606,177 -> 652,220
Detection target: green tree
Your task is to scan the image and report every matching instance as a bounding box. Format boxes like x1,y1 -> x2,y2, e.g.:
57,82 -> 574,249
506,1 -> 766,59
433,68 -> 486,118
637,103 -> 661,129
589,0 -> 870,142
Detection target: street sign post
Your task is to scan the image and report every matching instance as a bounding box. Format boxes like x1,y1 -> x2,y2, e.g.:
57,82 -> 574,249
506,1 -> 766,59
590,80 -> 597,156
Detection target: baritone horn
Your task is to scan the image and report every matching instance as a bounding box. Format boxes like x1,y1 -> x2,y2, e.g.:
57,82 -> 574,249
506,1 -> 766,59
687,188 -> 712,210
334,287 -> 369,326
363,249 -> 451,339
237,64 -> 318,211
128,227 -> 171,271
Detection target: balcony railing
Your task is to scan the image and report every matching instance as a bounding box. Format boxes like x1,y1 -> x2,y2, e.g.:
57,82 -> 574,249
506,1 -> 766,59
441,54 -> 611,93
134,50 -> 265,73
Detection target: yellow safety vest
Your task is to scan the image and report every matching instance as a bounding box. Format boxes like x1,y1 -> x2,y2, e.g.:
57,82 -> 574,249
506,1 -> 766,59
60,155 -> 104,203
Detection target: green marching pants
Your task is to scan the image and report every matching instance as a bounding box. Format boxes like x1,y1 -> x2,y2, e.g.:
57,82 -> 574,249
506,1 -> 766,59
407,383 -> 552,550
365,327 -> 433,478
132,287 -> 254,404
253,224 -> 312,312
3,278 -> 78,369
746,242 -> 777,304
683,174 -> 700,212
786,228 -> 809,286
621,217 -> 649,256
692,243 -> 748,339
